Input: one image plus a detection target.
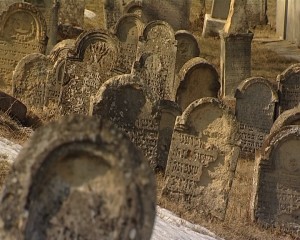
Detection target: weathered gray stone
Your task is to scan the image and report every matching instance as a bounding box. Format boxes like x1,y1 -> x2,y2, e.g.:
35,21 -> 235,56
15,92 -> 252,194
277,64 -> 300,115
59,0 -> 85,28
211,0 -> 231,19
176,57 -> 220,111
270,106 -> 300,133
162,97 -> 240,220
48,39 -> 75,62
0,115 -> 156,239
251,125 -> 300,237
202,14 -> 227,38
246,0 -> 267,26
235,77 -> 278,158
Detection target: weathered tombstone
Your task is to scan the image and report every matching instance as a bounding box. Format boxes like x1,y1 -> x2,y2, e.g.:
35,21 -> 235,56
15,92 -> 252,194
235,77 -> 278,158
277,64 -> 300,115
113,14 -> 144,74
91,74 -> 177,171
60,29 -> 119,115
59,0 -> 85,28
0,0 -> 23,13
176,57 -> 220,111
103,0 -> 124,30
246,0 -> 267,26
0,115 -> 156,239
48,39 -> 75,62
175,30 -> 200,74
270,106 -> 300,133
162,97 -> 240,220
137,21 -> 177,101
0,3 -> 47,89
251,125 -> 300,237
220,0 -> 253,101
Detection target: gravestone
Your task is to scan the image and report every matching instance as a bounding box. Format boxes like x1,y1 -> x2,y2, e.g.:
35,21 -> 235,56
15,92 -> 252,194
270,106 -> 300,133
246,0 -> 267,26
162,97 -> 240,220
137,21 -> 177,101
251,125 -> 300,237
59,0 -> 85,28
0,3 -> 47,89
114,14 -> 144,74
220,0 -> 253,100
103,0 -> 123,30
0,0 -> 23,13
277,64 -> 300,115
0,115 -> 156,239
175,30 -> 200,74
176,57 -> 220,111
60,29 -> 119,115
48,39 -> 75,62
235,77 -> 278,158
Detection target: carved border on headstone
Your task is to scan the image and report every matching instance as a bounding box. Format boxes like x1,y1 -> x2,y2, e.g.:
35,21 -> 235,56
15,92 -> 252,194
113,13 -> 145,35
48,39 -> 75,62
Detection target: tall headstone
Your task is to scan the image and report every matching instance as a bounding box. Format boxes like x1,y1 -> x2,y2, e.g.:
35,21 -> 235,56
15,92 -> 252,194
220,0 -> 253,101
175,30 -> 200,74
235,77 -> 278,158
137,21 -> 177,100
0,3 -> 47,89
251,126 -> 300,237
270,106 -> 300,133
176,57 -> 220,111
0,115 -> 156,239
277,64 -> 300,115
162,97 -> 240,220
60,29 -> 119,115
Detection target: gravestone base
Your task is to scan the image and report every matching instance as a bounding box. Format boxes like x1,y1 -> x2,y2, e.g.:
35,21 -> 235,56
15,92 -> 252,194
220,31 -> 253,98
202,14 -> 226,38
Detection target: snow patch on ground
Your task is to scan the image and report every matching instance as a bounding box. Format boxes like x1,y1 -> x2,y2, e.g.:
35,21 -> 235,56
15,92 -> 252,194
0,137 -> 22,164
84,9 -> 96,19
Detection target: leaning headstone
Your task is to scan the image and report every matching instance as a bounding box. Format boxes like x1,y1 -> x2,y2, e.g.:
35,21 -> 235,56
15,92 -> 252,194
235,77 -> 278,158
220,0 -> 253,100
60,29 -> 119,115
175,30 -> 200,74
0,3 -> 47,89
176,57 -> 220,111
270,106 -> 300,133
162,97 -> 240,220
137,21 -> 177,100
114,14 -> 144,74
251,125 -> 300,237
0,115 -> 156,239
277,64 -> 300,115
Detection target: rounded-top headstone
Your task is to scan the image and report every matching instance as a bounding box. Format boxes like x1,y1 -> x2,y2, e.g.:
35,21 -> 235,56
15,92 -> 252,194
0,115 -> 156,240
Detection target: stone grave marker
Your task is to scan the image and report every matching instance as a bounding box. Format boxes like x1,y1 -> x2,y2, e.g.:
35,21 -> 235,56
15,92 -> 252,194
246,0 -> 267,26
270,106 -> 300,133
0,115 -> 156,239
48,39 -> 75,62
0,0 -> 23,14
176,57 -> 220,111
0,2 -> 47,89
60,29 -> 119,115
175,30 -> 200,74
103,0 -> 123,30
59,0 -> 85,28
277,64 -> 300,115
162,97 -> 240,220
235,77 -> 278,158
113,13 -> 144,74
137,20 -> 177,101
251,125 -> 300,237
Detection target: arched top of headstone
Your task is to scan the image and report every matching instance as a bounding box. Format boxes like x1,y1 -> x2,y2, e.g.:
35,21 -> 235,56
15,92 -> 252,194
175,30 -> 200,54
123,0 -> 143,14
113,13 -> 144,36
68,29 -> 119,61
271,106 -> 300,133
49,39 -> 75,62
142,20 -> 175,41
0,115 -> 156,239
235,77 -> 278,102
0,2 -> 47,44
178,57 -> 218,82
277,63 -> 300,83
153,99 -> 182,117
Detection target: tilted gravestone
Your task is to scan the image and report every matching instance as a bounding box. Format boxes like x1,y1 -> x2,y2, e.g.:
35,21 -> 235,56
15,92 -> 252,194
175,30 -> 200,74
60,29 -> 119,115
162,97 -> 240,220
113,14 -> 144,74
0,3 -> 47,89
251,126 -> 300,237
176,57 -> 220,111
137,20 -> 177,101
235,77 -> 278,158
0,115 -> 156,239
91,74 -> 178,171
271,106 -> 300,133
277,64 -> 300,115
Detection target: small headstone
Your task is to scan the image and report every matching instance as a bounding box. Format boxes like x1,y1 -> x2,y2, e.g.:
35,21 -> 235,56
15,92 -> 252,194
251,125 -> 300,237
235,77 -> 278,158
270,106 -> 300,133
162,97 -> 240,220
176,57 -> 220,111
0,115 -> 156,239
60,29 -> 119,115
277,64 -> 300,115
175,30 -> 200,74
